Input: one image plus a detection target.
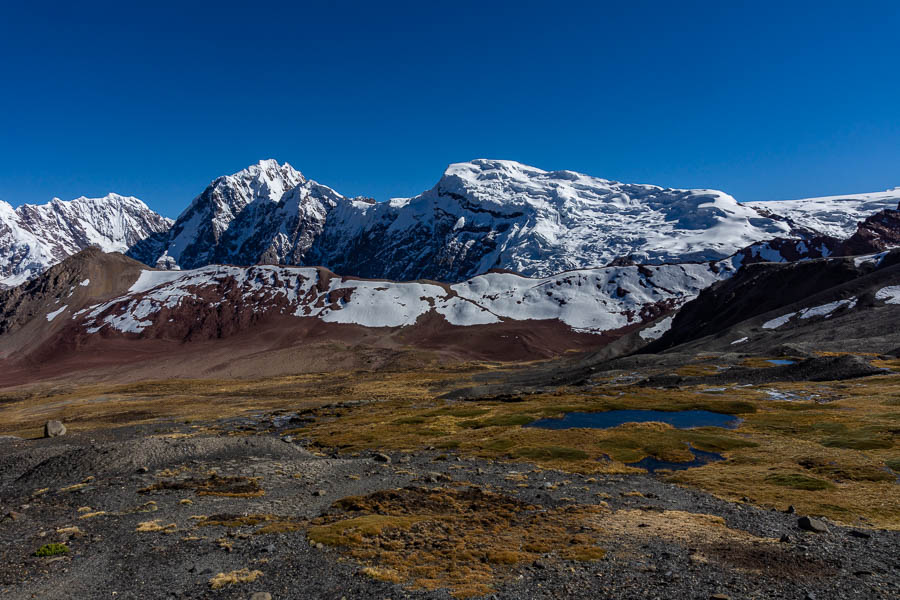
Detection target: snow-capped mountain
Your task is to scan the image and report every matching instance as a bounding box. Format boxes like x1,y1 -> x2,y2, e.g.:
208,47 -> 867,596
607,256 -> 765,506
130,159 -> 306,270
744,188 -> 900,239
131,159 -> 823,282
0,194 -> 171,287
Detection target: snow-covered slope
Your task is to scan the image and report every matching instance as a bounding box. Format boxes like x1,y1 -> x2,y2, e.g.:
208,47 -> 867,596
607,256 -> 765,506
0,194 -> 171,287
76,260 -> 729,337
744,188 -> 900,239
132,159 -> 811,282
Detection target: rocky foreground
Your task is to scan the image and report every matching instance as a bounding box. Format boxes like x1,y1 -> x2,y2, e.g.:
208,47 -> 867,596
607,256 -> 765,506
1,415 -> 897,600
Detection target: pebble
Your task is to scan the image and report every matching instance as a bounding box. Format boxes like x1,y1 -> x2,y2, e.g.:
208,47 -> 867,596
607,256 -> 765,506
44,420 -> 67,438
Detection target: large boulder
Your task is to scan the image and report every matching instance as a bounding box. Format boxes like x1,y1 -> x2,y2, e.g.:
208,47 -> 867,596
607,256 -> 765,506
43,420 -> 66,438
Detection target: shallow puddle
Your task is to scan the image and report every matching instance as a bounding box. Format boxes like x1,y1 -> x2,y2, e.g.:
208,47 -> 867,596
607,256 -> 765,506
767,359 -> 796,366
526,409 -> 740,430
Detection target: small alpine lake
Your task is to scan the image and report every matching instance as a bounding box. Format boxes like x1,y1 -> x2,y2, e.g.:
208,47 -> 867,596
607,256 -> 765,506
526,409 -> 741,430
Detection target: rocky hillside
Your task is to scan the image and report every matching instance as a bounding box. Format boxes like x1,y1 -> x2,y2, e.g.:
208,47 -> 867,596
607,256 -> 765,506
0,249 -> 734,383
644,249 -> 900,355
0,194 -> 171,287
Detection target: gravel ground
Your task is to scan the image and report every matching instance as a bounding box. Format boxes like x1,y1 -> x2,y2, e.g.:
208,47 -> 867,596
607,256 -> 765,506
0,418 -> 897,600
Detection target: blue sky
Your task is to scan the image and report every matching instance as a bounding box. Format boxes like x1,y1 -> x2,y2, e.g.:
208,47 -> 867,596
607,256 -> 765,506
1,1 -> 898,218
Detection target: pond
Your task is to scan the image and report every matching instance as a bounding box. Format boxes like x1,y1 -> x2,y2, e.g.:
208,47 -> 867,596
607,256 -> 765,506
526,409 -> 740,430
767,359 -> 797,366
626,446 -> 725,473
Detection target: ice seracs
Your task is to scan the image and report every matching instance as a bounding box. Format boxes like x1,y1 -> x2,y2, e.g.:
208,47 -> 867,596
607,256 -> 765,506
744,188 -> 900,239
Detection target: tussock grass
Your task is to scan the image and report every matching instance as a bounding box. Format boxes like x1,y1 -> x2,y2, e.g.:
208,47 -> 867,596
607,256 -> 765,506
34,543 -> 69,557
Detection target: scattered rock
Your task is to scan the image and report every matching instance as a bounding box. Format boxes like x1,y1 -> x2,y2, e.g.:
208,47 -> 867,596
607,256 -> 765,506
779,534 -> 792,543
372,452 -> 391,463
798,516 -> 829,533
312,489 -> 327,497
44,420 -> 67,438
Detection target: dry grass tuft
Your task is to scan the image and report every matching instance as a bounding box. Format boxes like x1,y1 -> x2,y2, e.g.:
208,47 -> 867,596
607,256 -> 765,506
208,568 -> 263,590
135,519 -> 176,533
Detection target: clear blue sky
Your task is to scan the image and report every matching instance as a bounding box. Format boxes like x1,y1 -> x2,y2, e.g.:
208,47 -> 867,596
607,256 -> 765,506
1,1 -> 898,218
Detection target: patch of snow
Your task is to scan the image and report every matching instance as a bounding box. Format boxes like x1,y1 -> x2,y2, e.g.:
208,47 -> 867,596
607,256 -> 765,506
46,305 -> 67,322
798,298 -> 857,319
79,278 -> 90,286
730,336 -> 749,345
854,251 -> 891,268
875,286 -> 900,305
128,270 -> 191,294
762,312 -> 797,330
639,316 -> 673,340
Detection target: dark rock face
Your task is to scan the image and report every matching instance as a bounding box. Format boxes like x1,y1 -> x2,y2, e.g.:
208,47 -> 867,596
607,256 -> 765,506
732,236 -> 842,266
644,258 -> 866,352
839,208 -> 900,256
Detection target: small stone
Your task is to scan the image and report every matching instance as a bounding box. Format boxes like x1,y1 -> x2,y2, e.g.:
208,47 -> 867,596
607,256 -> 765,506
373,453 -> 391,463
44,420 -> 67,438
2,511 -> 23,522
476,468 -> 485,475
786,505 -> 795,514
398,455 -> 411,464
312,489 -> 326,497
779,534 -> 792,543
281,436 -> 293,443
315,542 -> 324,550
798,516 -> 829,533
136,466 -> 149,474
263,544 -> 276,553
249,593 -> 272,600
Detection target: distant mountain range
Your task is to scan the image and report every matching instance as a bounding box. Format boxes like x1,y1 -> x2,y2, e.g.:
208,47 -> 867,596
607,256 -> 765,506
4,159 -> 898,287
0,194 -> 171,287
0,159 -> 898,383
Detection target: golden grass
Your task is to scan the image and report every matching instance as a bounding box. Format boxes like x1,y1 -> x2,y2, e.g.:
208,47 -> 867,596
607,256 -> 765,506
307,486 -> 608,597
135,520 -> 176,533
208,568 -> 263,590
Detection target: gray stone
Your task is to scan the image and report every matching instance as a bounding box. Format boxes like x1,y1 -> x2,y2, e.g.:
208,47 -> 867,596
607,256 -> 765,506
43,420 -> 66,438
312,489 -> 326,497
798,516 -> 829,533
373,452 -> 391,463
